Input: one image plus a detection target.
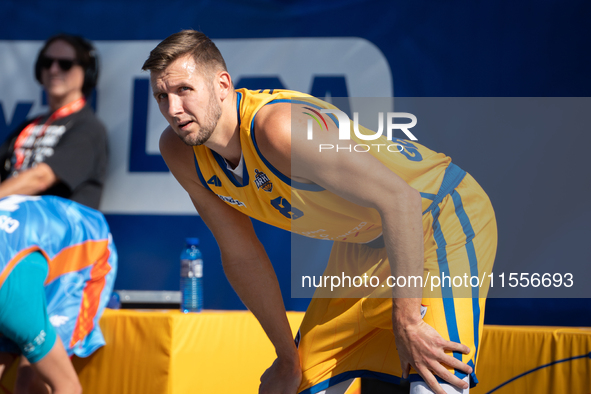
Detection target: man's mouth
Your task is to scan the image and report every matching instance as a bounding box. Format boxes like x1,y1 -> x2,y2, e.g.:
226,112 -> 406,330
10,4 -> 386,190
178,120 -> 193,130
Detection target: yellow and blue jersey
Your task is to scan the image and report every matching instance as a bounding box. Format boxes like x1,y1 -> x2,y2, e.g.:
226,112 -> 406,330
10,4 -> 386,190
193,88 -> 460,244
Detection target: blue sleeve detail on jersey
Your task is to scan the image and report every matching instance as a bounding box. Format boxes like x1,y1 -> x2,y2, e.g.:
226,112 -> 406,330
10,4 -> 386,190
0,251 -> 57,364
249,107 -> 325,192
193,156 -> 213,192
236,92 -> 242,127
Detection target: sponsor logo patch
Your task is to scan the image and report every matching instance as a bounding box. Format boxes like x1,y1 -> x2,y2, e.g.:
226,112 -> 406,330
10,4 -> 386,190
217,194 -> 246,207
23,330 -> 46,354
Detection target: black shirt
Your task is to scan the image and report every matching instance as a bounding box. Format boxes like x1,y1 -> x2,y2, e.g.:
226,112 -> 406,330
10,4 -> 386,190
0,105 -> 108,209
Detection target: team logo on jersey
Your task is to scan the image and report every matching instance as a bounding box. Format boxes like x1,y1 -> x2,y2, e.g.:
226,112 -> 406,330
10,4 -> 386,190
49,315 -> 70,327
254,169 -> 273,192
207,175 -> 222,187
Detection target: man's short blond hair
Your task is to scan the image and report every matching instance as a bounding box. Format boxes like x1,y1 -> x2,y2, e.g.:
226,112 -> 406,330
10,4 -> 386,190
142,30 -> 227,76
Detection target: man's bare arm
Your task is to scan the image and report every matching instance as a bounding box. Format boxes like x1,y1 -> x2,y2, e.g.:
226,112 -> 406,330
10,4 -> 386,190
256,104 -> 471,393
30,336 -> 82,394
160,127 -> 301,393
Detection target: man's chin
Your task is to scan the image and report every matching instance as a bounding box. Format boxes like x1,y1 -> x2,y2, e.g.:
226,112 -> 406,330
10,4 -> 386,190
181,138 -> 202,147
179,133 -> 207,147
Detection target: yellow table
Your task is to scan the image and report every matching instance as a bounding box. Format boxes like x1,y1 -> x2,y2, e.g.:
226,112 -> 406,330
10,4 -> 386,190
79,309 -> 304,393
1,309 -> 590,393
472,325 -> 591,394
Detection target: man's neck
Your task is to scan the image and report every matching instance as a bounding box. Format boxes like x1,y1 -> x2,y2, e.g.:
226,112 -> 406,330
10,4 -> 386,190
48,91 -> 84,112
204,91 -> 242,167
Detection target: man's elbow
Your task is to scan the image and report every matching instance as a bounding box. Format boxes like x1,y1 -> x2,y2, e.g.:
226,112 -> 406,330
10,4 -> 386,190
405,186 -> 422,208
397,185 -> 422,213
55,378 -> 83,394
378,180 -> 422,213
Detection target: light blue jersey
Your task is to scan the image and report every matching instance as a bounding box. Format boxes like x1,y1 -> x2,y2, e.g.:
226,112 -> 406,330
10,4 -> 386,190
0,195 -> 117,361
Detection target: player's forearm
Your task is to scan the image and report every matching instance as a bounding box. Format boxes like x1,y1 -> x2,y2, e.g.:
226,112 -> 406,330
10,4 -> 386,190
32,337 -> 82,394
222,250 -> 299,361
378,186 -> 424,323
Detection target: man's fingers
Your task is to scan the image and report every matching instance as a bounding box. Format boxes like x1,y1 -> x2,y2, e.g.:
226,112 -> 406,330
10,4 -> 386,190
400,361 -> 411,379
439,353 -> 473,375
430,361 -> 470,391
415,365 -> 446,394
443,340 -> 471,355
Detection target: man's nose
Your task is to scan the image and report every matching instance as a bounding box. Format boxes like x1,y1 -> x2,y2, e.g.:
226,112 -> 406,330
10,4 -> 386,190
168,95 -> 183,117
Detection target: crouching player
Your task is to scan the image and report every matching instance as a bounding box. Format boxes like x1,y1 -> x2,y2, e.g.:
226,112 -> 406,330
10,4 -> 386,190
0,195 -> 117,394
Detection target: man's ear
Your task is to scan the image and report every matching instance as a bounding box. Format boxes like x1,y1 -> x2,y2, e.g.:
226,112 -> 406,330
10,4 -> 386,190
217,71 -> 232,101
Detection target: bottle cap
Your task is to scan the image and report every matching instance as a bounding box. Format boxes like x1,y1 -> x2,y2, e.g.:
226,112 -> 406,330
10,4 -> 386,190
185,237 -> 200,246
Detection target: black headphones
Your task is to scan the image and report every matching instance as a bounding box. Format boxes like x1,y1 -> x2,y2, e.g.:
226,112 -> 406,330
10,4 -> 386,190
35,34 -> 99,97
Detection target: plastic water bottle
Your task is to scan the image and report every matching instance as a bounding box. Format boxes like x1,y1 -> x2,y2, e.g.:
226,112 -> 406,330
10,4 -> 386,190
180,237 -> 203,313
106,291 -> 121,309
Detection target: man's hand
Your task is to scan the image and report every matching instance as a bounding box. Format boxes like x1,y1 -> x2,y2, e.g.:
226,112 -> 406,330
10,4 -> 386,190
259,356 -> 302,394
393,319 -> 472,394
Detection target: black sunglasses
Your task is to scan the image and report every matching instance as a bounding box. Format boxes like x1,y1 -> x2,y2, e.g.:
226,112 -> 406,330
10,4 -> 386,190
39,56 -> 78,71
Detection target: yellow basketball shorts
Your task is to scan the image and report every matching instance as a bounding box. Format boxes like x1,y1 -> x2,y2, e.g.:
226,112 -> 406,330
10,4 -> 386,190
296,172 -> 497,394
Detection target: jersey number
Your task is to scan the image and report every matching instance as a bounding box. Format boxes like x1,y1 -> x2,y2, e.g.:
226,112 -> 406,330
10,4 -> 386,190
392,138 -> 423,161
270,197 -> 304,219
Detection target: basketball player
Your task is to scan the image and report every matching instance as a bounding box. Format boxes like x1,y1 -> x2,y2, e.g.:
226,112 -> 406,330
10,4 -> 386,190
0,195 -> 117,393
143,30 -> 496,394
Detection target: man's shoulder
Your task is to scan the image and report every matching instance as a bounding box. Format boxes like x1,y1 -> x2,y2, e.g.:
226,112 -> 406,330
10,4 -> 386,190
254,103 -> 291,142
240,88 -> 310,114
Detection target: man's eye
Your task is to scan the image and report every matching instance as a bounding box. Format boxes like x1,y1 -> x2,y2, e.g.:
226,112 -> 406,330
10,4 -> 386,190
157,93 -> 167,100
180,86 -> 191,92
